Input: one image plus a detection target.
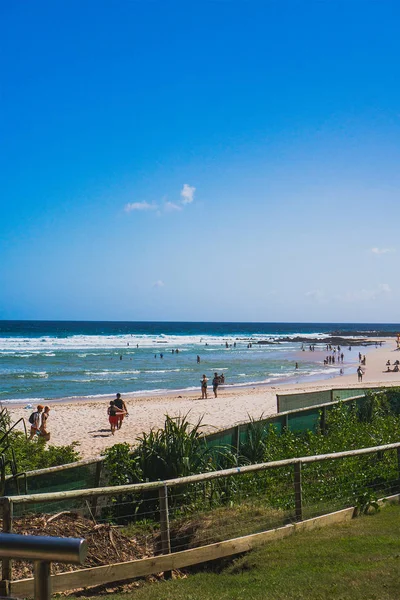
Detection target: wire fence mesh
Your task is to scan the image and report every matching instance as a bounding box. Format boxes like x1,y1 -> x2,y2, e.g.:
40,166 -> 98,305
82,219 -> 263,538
3,442 -> 399,583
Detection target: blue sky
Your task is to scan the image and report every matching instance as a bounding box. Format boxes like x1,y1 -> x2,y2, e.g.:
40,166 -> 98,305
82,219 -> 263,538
1,0 -> 399,322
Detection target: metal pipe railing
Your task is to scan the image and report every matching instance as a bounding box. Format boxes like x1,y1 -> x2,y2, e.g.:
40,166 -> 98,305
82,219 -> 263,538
0,533 -> 87,600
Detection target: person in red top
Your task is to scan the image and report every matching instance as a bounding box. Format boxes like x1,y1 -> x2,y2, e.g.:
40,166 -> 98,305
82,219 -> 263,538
114,393 -> 128,430
107,401 -> 125,435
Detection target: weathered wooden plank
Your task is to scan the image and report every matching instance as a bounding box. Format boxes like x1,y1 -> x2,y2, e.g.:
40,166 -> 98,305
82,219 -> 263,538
4,457 -> 105,482
10,505 -> 356,597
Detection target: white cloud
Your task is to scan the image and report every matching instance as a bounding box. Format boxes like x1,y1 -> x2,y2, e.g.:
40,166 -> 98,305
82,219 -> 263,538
164,201 -> 182,212
180,183 -> 195,205
153,280 -> 165,288
378,283 -> 391,293
371,247 -> 394,255
125,202 -> 157,212
124,183 -> 197,216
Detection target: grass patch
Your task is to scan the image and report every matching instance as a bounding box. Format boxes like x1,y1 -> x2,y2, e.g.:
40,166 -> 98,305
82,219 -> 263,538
76,504 -> 400,600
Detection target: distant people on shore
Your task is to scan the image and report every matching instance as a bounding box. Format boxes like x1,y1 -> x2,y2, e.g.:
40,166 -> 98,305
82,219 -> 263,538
114,393 -> 128,430
29,405 -> 43,439
29,405 -> 51,441
384,359 -> 399,373
210,372 -> 225,398
201,374 -> 208,399
40,406 -> 51,441
197,355 -> 201,363
212,373 -> 219,398
357,366 -> 363,382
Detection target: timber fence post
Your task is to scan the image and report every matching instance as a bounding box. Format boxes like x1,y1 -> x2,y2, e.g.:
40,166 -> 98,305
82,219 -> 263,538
294,462 -> 303,522
234,425 -> 240,457
1,498 -> 14,595
321,406 -> 327,434
284,413 -> 289,431
397,448 -> 400,492
159,484 -> 171,555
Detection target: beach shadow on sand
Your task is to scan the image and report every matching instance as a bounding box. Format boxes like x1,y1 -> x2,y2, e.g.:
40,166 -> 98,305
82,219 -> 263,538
89,428 -> 111,438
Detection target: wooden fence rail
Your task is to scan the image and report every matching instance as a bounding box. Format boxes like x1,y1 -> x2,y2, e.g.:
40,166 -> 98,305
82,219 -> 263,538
4,441 -> 400,505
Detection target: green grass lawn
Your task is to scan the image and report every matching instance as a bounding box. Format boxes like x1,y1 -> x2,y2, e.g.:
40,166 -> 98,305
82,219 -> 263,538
78,504 -> 400,600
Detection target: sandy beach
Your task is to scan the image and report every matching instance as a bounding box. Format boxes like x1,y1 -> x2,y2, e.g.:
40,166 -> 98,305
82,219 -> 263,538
8,338 -> 400,459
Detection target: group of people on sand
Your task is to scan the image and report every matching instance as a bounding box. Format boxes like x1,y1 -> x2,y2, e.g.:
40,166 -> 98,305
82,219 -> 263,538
201,372 -> 225,399
29,405 -> 51,441
107,393 -> 129,435
385,360 -> 399,373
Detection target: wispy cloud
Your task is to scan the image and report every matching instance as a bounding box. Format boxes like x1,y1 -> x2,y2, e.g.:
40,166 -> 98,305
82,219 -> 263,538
153,280 -> 165,288
164,201 -> 182,212
125,183 -> 196,216
370,247 -> 395,255
180,183 -> 195,205
125,202 -> 157,212
339,283 -> 392,303
305,289 -> 326,302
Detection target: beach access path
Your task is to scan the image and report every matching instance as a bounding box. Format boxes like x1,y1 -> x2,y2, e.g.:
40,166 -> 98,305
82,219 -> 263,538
8,338 -> 400,459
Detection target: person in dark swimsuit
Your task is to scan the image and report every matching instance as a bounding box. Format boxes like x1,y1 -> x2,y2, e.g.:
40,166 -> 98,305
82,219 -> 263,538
108,401 -> 125,435
201,374 -> 208,399
114,393 -> 128,430
212,373 -> 219,398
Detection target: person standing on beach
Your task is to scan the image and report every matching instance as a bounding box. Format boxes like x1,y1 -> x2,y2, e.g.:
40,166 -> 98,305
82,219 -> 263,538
212,373 -> 219,398
40,406 -> 51,441
201,374 -> 208,399
114,393 -> 128,430
29,405 -> 43,439
357,366 -> 363,383
108,401 -> 125,435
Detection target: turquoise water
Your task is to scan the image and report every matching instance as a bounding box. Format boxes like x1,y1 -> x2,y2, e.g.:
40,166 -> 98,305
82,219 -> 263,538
0,321 -> 397,403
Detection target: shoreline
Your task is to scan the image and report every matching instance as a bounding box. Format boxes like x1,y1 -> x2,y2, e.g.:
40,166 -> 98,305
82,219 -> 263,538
7,338 -> 400,459
1,336 -> 377,408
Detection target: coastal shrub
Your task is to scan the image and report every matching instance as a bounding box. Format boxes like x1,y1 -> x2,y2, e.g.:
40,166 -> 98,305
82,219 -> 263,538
4,431 -> 80,473
103,392 -> 400,526
0,406 -> 81,476
103,414 -> 226,522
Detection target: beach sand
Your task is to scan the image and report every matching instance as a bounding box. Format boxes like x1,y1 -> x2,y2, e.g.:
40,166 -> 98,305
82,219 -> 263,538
8,338 -> 400,459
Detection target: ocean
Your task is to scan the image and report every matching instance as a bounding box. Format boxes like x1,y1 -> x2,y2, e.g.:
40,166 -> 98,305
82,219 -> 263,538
0,321 -> 398,404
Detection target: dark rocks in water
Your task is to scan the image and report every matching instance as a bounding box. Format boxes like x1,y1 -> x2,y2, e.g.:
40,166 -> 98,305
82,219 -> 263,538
330,330 -> 398,338
256,336 -> 385,346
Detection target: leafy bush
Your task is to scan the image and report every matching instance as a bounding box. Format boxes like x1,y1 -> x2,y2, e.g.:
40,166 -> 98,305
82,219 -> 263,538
5,431 -> 80,473
103,392 -> 400,526
0,406 -> 81,476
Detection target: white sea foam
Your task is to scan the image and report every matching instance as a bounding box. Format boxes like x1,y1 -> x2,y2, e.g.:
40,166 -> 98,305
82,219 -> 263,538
84,370 -> 141,376
144,369 -> 181,374
0,330 -> 336,353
